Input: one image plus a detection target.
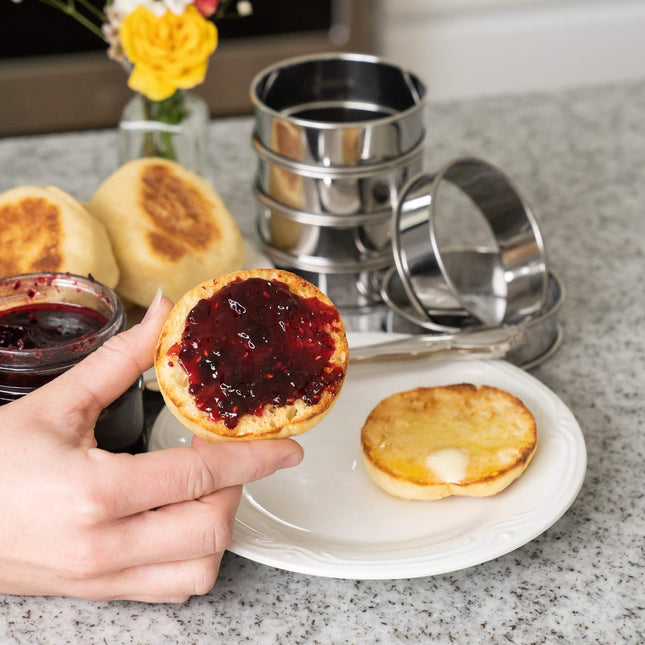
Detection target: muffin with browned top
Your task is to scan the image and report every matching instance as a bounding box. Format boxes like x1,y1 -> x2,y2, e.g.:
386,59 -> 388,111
0,185 -> 118,287
89,158 -> 244,307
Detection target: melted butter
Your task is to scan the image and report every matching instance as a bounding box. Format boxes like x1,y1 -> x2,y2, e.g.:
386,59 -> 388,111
426,449 -> 469,483
365,387 -> 533,485
370,409 -> 512,482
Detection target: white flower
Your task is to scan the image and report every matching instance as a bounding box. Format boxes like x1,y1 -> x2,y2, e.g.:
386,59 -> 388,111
164,0 -> 193,15
103,5 -> 127,61
110,0 -> 152,20
109,0 -> 192,19
237,1 -> 252,17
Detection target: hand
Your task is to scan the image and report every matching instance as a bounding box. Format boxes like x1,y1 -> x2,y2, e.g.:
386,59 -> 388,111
0,291 -> 303,603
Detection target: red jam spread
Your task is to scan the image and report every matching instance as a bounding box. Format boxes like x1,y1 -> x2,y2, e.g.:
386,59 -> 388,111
171,277 -> 344,429
0,303 -> 108,350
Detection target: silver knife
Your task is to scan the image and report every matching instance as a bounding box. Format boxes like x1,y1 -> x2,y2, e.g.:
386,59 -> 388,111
349,326 -> 524,364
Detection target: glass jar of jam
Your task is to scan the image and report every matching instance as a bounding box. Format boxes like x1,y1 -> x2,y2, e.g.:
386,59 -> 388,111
0,272 -> 145,453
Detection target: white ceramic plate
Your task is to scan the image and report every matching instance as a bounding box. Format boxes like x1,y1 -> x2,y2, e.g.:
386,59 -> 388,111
151,332 -> 586,580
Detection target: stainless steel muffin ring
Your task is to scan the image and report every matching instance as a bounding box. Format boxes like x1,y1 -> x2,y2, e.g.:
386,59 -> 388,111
393,157 -> 549,331
254,184 -> 393,227
255,220 -> 393,273
250,52 -> 427,168
381,250 -> 564,369
254,140 -> 424,218
252,134 -> 426,178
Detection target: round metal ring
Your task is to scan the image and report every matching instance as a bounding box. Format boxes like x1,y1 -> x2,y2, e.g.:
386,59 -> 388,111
255,221 -> 393,273
253,184 -> 392,228
392,156 -> 548,328
250,52 -> 427,168
252,134 -> 426,179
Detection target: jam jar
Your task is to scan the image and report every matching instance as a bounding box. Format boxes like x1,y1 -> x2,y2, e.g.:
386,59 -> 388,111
0,272 -> 145,453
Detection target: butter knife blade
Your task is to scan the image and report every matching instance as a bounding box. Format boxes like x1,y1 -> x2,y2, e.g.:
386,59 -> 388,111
348,326 -> 524,365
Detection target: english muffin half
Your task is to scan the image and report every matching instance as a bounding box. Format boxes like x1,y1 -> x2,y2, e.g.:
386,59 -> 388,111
361,384 -> 537,500
0,185 -> 119,287
155,268 -> 348,441
89,158 -> 244,308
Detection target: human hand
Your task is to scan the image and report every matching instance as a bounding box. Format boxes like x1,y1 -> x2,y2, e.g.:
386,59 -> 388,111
0,291 -> 303,603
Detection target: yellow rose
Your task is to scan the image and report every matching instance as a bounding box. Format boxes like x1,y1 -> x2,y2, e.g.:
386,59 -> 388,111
120,5 -> 218,101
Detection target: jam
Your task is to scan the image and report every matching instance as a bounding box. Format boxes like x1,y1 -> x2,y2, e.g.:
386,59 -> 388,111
0,302 -> 108,350
172,277 -> 344,429
0,272 -> 145,453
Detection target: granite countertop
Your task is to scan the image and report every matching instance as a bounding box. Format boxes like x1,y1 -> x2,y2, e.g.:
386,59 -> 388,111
0,79 -> 643,644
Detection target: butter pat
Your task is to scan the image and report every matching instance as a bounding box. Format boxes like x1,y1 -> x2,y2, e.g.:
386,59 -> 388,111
426,449 -> 469,483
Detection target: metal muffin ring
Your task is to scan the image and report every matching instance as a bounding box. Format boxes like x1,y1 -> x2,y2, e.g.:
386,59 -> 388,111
254,183 -> 393,227
392,156 -> 549,331
252,134 -> 426,179
250,52 -> 427,168
254,219 -> 393,273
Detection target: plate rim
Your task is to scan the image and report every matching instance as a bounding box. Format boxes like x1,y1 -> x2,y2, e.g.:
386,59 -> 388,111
227,338 -> 587,579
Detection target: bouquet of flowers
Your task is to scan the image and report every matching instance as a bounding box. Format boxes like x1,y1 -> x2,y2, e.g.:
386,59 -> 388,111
18,0 -> 252,166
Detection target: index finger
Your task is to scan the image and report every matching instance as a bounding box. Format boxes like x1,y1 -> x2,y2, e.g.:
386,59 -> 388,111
86,439 -> 304,519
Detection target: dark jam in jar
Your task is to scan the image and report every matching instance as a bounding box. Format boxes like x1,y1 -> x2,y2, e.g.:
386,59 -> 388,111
0,273 -> 144,453
0,302 -> 108,350
170,277 -> 345,429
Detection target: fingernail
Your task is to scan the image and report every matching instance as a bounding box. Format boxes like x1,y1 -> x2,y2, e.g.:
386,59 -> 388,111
142,288 -> 163,324
279,449 -> 303,469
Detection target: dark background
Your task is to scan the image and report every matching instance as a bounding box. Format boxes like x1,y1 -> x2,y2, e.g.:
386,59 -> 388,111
0,0 -> 373,135
0,0 -> 333,58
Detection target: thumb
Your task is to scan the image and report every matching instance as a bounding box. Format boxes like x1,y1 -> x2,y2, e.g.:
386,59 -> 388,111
33,289 -> 173,419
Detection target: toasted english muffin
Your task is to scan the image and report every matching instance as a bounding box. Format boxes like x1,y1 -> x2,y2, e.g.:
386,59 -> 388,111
155,268 -> 348,441
361,384 -> 537,500
88,158 -> 244,308
0,185 -> 119,287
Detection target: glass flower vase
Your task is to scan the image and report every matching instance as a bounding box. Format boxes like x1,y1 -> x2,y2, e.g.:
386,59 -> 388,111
117,89 -> 209,176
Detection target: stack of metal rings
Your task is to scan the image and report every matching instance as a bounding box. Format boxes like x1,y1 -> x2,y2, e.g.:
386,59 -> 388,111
382,157 -> 562,369
250,52 -> 427,327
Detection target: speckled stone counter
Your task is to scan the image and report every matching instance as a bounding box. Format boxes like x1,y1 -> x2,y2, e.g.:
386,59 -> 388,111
1,79 -> 643,644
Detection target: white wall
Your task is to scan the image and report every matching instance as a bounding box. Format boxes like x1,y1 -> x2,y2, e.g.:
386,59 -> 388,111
374,0 -> 645,101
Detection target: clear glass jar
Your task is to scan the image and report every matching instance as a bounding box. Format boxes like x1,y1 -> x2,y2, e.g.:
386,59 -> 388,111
0,273 -> 145,453
118,89 -> 209,177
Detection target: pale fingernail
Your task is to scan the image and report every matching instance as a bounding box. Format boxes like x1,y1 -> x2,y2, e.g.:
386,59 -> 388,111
279,449 -> 303,469
142,288 -> 163,324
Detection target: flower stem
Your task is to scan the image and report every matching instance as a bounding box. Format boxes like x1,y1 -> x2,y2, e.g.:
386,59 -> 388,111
140,91 -> 188,161
75,0 -> 106,23
37,0 -> 105,40
212,0 -> 236,21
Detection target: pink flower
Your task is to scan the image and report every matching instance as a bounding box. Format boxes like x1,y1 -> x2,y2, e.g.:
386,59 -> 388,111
194,0 -> 219,17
